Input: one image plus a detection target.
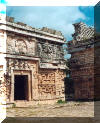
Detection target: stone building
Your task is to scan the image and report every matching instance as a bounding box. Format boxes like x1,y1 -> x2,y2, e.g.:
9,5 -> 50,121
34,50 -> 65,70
68,22 -> 94,100
0,15 -> 67,106
94,33 -> 100,100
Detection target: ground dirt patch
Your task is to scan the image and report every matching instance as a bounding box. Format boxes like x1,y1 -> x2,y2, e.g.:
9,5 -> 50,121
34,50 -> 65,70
6,101 -> 94,117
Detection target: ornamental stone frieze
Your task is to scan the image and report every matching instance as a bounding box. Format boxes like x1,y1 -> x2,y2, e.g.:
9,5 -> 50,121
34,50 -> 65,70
37,41 -> 65,64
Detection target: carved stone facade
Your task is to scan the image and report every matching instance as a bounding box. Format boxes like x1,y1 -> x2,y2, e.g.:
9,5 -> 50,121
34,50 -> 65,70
38,69 -> 65,100
37,40 -> 64,63
68,22 -> 94,100
72,22 -> 94,41
0,15 -> 66,106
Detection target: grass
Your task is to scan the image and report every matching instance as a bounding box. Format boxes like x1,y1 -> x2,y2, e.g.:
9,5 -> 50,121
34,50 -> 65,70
57,99 -> 66,104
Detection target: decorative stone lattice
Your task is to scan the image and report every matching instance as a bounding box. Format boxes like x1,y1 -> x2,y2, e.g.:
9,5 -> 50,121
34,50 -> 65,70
38,69 -> 65,100
38,69 -> 56,100
72,22 -> 94,41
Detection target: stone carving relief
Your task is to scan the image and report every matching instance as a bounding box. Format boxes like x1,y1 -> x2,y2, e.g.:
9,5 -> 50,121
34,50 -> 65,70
55,70 -> 65,96
6,59 -> 37,75
38,70 -> 56,99
7,35 -> 36,56
7,59 -> 29,72
37,41 -> 64,64
38,72 -> 55,84
6,58 -> 38,100
38,69 -> 65,100
15,39 -> 27,54
38,84 -> 56,97
72,22 -> 94,41
28,40 -> 36,55
7,36 -> 15,53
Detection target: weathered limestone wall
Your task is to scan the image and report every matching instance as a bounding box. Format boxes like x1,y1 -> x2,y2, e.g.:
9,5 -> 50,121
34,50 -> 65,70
68,22 -> 94,100
0,17 -> 6,122
94,36 -> 100,100
6,58 -> 38,102
38,69 -> 65,101
0,66 -> 6,122
0,66 -> 6,100
0,30 -> 6,99
72,22 -> 94,41
0,16 -> 67,106
6,33 -> 36,56
70,48 -> 94,99
5,59 -> 65,103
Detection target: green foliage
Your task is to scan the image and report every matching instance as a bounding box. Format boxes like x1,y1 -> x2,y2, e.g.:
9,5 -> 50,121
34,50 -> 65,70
57,99 -> 66,104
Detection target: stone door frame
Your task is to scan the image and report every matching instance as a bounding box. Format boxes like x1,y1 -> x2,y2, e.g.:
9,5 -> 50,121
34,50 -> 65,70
10,69 -> 32,102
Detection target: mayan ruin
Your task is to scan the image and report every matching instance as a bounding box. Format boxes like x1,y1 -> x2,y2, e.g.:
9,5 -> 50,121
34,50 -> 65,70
1,1 -> 100,122
68,22 -> 94,100
0,14 -> 96,106
0,11 -> 97,121
0,15 -> 67,107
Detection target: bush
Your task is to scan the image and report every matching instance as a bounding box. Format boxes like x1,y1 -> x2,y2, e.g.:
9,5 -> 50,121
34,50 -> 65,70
57,99 -> 66,104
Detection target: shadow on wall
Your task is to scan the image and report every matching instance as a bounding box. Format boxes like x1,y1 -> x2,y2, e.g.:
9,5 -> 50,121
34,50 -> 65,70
64,77 -> 75,101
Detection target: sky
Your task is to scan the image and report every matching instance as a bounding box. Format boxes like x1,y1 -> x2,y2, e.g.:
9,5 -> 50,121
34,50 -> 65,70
6,6 -> 94,41
0,0 -> 94,59
0,0 -> 94,41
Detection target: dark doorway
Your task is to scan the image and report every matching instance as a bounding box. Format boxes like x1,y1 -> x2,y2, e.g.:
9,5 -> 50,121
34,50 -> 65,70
64,77 -> 75,101
14,75 -> 28,100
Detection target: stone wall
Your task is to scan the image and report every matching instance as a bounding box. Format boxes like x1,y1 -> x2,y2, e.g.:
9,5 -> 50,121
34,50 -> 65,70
68,22 -> 94,100
5,57 -> 65,102
37,40 -> 64,64
0,15 -> 66,105
94,35 -> 100,100
0,23 -> 6,122
0,66 -> 6,100
70,48 -> 94,99
72,22 -> 94,41
6,33 -> 36,56
6,58 -> 38,102
38,69 -> 65,100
